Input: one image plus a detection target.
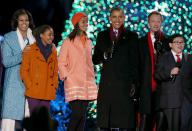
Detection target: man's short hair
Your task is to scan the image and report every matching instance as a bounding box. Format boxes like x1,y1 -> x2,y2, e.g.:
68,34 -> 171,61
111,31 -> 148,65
169,34 -> 184,43
147,11 -> 163,22
110,7 -> 124,16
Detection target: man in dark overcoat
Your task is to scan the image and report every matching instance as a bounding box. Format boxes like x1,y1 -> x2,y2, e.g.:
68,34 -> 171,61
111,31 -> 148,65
93,7 -> 139,131
138,11 -> 170,131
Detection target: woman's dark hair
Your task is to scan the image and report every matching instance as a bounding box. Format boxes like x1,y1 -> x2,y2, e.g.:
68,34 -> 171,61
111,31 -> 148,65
11,8 -> 35,30
32,25 -> 53,39
68,24 -> 86,41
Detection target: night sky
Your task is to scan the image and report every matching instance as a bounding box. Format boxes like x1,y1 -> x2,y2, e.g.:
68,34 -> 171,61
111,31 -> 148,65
0,0 -> 74,45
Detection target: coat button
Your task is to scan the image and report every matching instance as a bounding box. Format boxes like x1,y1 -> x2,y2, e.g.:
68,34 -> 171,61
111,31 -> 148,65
36,74 -> 39,77
50,67 -> 53,70
36,83 -> 38,85
50,76 -> 53,78
36,56 -> 39,59
51,84 -> 53,86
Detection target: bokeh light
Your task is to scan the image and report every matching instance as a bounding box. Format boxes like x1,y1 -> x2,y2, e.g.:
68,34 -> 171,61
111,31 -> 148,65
58,0 -> 192,119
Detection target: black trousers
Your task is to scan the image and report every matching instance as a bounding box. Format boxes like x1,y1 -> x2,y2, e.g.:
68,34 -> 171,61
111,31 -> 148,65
67,100 -> 89,131
139,92 -> 166,131
163,108 -> 180,131
139,111 -> 166,131
181,96 -> 192,131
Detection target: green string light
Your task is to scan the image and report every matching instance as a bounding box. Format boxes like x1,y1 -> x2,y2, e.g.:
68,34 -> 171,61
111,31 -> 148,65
58,0 -> 192,119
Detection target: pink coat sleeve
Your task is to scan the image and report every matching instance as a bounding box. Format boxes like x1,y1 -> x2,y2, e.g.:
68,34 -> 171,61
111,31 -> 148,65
58,38 -> 69,80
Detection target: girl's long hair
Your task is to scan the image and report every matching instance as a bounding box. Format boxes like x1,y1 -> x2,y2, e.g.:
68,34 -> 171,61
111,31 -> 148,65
68,24 -> 86,41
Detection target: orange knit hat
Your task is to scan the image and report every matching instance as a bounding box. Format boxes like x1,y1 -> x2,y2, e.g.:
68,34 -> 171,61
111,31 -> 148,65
71,12 -> 87,26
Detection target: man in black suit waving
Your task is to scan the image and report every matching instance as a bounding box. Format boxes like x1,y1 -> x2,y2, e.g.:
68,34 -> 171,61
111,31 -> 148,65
93,7 -> 139,131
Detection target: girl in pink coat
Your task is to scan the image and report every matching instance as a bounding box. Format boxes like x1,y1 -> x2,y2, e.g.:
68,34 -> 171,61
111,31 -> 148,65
58,12 -> 97,131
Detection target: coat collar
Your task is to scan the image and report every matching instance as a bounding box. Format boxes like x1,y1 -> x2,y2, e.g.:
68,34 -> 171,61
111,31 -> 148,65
106,27 -> 126,45
168,51 -> 177,65
110,24 -> 124,43
166,51 -> 185,71
31,43 -> 56,63
71,36 -> 90,49
8,31 -> 22,52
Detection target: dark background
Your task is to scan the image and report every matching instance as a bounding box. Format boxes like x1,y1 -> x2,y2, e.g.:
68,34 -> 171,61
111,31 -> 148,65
0,1 -> 74,127
0,0 -> 74,45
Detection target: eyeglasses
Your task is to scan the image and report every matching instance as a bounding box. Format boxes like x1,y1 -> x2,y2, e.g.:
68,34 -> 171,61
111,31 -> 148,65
172,41 -> 185,45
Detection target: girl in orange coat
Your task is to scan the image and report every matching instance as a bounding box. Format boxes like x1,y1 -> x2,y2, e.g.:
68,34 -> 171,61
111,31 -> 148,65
58,12 -> 97,131
20,25 -> 58,114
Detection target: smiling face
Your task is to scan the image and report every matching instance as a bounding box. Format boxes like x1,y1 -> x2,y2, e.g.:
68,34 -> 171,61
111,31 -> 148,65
78,16 -> 88,32
109,10 -> 125,30
148,14 -> 162,33
17,14 -> 29,34
169,37 -> 185,54
40,28 -> 54,45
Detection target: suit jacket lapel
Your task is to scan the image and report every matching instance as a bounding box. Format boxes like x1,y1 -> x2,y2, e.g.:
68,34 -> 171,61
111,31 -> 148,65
168,51 -> 176,67
117,30 -> 126,45
143,34 -> 152,64
104,29 -> 113,49
181,53 -> 186,63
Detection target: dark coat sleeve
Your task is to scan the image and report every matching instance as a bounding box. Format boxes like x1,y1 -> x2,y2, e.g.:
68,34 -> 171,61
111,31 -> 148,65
92,32 -> 105,65
161,34 -> 171,54
130,33 -> 140,98
153,54 -> 171,82
129,32 -> 139,85
181,55 -> 192,103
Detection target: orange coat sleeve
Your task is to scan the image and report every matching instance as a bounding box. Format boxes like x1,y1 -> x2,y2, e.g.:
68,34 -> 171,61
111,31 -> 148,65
20,50 -> 32,90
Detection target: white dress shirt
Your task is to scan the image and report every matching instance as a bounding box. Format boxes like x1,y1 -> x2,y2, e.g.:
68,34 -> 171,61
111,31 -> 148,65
171,50 -> 182,62
150,33 -> 156,54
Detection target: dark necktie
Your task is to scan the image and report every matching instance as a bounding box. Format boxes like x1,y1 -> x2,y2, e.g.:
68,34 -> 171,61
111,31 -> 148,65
114,30 -> 118,37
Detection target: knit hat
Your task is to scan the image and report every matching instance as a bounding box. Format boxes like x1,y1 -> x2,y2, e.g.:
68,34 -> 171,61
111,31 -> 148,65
71,12 -> 87,26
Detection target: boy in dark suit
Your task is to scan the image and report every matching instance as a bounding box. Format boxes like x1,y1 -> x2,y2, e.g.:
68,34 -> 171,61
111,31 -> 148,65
153,34 -> 186,131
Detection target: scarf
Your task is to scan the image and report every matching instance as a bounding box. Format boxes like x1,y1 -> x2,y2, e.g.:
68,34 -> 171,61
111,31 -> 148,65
148,31 -> 157,92
80,34 -> 86,47
16,28 -> 35,50
110,24 -> 124,43
36,38 -> 52,61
